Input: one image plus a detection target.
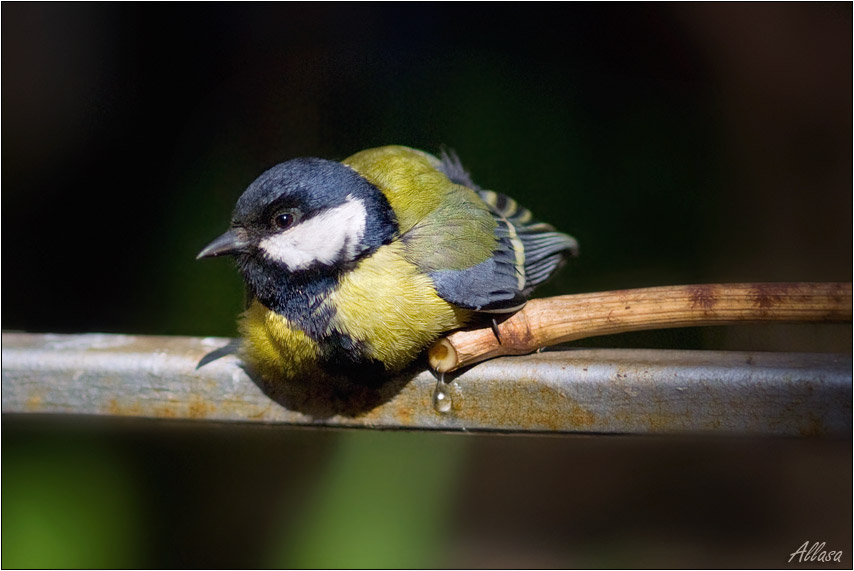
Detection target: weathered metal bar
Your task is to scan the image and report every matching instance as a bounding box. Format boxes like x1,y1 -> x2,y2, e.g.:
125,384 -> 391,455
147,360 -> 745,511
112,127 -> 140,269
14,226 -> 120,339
2,332 -> 850,436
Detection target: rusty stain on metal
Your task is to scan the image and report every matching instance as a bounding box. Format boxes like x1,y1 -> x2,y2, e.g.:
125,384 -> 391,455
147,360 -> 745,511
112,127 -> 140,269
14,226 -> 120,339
1,332 -> 851,436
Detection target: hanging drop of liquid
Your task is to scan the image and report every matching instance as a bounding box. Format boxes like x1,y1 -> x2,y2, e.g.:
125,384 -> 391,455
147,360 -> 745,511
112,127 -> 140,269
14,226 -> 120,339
432,373 -> 452,414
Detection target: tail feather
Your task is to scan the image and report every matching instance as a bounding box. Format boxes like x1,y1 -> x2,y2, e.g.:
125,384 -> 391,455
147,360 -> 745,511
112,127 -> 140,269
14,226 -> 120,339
478,189 -> 578,291
434,148 -> 578,305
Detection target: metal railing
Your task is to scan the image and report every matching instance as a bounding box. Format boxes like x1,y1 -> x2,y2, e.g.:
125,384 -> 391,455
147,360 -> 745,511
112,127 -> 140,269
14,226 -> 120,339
2,332 -> 850,436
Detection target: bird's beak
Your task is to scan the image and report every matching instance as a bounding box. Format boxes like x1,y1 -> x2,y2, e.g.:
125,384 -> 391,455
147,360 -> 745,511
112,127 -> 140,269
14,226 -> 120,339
197,227 -> 251,259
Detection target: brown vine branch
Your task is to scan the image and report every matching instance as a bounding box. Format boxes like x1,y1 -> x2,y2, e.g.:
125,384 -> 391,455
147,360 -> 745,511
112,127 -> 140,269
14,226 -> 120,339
428,282 -> 852,373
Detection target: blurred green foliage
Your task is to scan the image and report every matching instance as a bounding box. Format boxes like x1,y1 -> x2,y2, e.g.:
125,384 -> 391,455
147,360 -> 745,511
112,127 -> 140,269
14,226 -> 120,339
2,431 -> 142,568
269,431 -> 466,568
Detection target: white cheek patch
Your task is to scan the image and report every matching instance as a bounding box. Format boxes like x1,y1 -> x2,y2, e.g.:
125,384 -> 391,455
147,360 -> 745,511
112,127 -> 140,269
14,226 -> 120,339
259,195 -> 368,270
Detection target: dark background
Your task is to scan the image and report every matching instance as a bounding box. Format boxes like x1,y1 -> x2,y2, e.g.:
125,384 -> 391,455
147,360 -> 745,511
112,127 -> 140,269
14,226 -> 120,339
3,3 -> 851,568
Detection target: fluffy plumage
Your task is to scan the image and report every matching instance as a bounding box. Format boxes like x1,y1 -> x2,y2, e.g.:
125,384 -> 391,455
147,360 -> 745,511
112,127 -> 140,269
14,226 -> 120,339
198,145 -> 577,384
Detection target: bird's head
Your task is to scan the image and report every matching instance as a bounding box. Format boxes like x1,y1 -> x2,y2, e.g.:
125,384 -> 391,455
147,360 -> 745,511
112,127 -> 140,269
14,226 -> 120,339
198,158 -> 397,297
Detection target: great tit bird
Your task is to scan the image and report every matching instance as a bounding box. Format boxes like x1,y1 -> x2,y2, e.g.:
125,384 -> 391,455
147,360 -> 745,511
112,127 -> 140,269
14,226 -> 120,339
198,145 -> 578,385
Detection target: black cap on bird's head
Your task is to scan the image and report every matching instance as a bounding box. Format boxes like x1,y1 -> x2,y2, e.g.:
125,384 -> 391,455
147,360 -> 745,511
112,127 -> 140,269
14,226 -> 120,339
198,158 -> 397,302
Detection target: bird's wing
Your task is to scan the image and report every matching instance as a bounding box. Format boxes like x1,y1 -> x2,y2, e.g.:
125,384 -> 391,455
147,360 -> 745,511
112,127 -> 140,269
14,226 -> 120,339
402,184 -> 528,312
344,146 -> 577,313
427,150 -> 579,312
477,189 -> 579,289
421,185 -> 579,312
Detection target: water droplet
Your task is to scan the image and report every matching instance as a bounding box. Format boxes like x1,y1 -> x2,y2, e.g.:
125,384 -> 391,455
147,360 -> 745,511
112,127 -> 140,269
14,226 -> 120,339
432,373 -> 452,414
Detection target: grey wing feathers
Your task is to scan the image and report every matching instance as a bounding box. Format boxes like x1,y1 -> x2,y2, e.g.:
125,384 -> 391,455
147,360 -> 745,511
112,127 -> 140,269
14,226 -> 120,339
430,257 -> 527,313
437,148 -> 481,190
429,149 -> 578,313
479,189 -> 579,294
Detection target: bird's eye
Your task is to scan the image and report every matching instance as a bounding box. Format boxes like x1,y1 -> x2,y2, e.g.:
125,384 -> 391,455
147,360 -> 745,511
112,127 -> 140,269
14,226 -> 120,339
273,212 -> 295,230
